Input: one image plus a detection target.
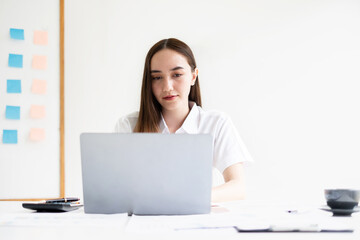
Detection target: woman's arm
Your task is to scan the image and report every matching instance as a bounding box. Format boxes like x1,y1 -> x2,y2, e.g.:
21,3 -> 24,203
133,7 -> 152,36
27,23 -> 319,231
211,163 -> 245,203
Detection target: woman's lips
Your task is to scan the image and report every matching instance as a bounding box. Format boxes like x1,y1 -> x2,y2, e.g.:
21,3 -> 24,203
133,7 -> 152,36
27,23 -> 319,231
163,95 -> 177,100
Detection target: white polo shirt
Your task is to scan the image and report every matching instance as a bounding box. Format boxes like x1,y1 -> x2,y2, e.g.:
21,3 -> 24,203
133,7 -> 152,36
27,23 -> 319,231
114,102 -> 252,173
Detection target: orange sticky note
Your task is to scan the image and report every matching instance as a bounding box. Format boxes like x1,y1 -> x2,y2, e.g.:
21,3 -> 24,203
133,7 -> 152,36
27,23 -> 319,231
30,128 -> 45,141
30,105 -> 46,119
34,30 -> 48,45
32,55 -> 47,70
31,79 -> 47,94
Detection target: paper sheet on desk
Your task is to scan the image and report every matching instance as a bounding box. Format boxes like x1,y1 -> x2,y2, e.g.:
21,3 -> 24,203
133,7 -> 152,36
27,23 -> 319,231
125,205 -> 360,234
124,204 -> 308,234
126,212 -> 255,233
0,212 -> 129,227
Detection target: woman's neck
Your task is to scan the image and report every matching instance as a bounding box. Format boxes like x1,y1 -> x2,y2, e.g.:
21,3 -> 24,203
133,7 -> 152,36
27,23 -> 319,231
162,104 -> 190,133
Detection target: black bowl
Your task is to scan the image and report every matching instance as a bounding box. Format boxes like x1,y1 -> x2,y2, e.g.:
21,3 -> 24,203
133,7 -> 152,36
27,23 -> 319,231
325,189 -> 360,210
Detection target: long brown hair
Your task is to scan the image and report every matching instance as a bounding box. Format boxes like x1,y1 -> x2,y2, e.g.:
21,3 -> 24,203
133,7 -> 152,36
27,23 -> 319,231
134,38 -> 202,132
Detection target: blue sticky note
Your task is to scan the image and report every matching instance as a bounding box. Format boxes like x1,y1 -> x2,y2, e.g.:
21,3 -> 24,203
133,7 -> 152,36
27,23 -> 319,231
5,105 -> 20,120
10,28 -> 24,40
7,80 -> 22,93
8,54 -> 23,68
3,130 -> 18,144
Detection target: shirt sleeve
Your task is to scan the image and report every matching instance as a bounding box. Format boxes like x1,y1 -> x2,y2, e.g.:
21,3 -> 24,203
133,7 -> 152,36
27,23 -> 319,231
213,114 -> 253,173
114,116 -> 133,133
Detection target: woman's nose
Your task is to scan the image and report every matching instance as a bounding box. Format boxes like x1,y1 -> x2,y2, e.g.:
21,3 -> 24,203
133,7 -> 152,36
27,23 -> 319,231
162,77 -> 174,91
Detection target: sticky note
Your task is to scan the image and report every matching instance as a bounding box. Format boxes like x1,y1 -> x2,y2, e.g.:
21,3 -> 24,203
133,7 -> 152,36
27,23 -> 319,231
34,30 -> 48,45
29,128 -> 45,141
30,105 -> 46,119
7,80 -> 22,93
3,130 -> 18,144
5,105 -> 20,120
10,28 -> 24,40
31,79 -> 47,94
32,55 -> 47,70
8,54 -> 23,68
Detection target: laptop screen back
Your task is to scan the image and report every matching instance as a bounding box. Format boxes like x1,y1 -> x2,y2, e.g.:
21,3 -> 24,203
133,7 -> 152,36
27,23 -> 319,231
80,133 -> 213,215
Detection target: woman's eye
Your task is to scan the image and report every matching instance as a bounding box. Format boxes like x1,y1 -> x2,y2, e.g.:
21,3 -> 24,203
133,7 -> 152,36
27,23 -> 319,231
174,74 -> 182,78
152,76 -> 161,80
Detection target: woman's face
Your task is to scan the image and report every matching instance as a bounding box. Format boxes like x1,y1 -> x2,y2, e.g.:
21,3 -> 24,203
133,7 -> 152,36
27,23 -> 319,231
150,49 -> 197,113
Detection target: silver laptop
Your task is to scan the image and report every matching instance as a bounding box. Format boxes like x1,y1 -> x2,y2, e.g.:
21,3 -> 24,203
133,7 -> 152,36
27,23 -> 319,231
80,133 -> 213,215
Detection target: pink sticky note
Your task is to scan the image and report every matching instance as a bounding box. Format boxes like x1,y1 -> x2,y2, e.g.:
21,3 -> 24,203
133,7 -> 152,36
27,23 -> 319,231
31,79 -> 47,94
30,128 -> 45,141
34,30 -> 48,45
30,105 -> 46,119
32,55 -> 47,70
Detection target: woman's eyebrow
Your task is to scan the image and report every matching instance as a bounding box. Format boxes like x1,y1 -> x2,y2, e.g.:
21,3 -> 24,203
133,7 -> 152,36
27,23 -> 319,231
151,66 -> 184,73
171,66 -> 184,71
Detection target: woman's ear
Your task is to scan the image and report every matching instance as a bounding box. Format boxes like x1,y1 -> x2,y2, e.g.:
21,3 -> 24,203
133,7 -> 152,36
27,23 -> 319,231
191,68 -> 199,86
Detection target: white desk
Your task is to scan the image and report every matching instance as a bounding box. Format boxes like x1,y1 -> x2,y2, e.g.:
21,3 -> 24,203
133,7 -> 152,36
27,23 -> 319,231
1,201 -> 359,240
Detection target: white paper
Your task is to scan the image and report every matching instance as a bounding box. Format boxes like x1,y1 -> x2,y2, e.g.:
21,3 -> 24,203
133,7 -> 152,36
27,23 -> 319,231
126,212 -> 255,233
125,203 -> 360,234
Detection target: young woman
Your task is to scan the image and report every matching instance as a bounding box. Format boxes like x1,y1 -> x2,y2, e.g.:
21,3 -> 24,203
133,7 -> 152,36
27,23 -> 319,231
115,38 -> 252,202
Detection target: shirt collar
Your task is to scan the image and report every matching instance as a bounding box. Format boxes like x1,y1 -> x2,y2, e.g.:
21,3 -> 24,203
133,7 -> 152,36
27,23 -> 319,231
159,101 -> 199,134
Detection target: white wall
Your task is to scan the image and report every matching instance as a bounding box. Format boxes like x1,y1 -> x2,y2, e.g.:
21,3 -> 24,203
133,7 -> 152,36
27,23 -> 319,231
65,0 -> 360,204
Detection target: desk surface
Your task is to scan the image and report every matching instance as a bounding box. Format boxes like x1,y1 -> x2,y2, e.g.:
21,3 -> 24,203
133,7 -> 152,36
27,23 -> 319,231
1,201 -> 360,240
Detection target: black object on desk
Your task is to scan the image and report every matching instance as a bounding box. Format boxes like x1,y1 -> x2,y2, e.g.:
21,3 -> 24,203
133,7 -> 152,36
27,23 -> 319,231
22,198 -> 83,212
235,224 -> 354,233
